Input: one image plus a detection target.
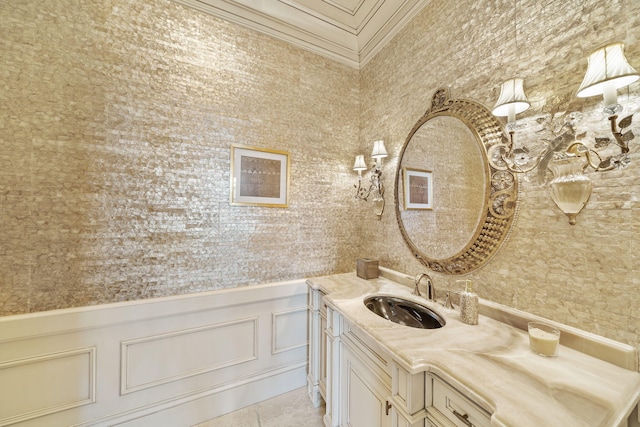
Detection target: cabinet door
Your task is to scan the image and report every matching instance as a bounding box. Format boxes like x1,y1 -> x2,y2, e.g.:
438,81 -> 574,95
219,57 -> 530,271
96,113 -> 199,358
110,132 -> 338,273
341,342 -> 391,427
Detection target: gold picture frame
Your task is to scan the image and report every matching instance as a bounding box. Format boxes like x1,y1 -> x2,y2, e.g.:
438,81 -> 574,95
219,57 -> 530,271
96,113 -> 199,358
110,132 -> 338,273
403,168 -> 433,210
230,145 -> 290,207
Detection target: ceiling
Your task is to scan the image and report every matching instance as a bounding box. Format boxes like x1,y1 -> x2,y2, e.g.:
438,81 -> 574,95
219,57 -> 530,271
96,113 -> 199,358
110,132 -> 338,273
171,0 -> 430,68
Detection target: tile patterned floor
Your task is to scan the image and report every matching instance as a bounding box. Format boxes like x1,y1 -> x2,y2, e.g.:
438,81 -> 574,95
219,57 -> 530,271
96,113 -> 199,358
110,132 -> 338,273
192,387 -> 325,427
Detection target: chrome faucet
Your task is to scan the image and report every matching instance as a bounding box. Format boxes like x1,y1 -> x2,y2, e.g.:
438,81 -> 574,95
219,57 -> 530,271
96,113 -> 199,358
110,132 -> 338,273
413,273 -> 436,302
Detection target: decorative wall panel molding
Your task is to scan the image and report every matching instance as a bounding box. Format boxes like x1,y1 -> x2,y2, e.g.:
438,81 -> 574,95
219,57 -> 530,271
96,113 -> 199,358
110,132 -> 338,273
121,318 -> 258,394
272,308 -> 308,354
0,347 -> 96,426
0,280 -> 308,427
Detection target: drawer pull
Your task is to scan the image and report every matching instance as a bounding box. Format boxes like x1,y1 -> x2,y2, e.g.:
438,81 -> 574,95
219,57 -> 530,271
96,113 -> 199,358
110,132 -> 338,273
451,408 -> 473,427
385,400 -> 392,415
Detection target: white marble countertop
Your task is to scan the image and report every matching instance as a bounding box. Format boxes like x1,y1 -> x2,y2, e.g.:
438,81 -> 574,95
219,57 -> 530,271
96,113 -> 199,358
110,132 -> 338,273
307,272 -> 640,427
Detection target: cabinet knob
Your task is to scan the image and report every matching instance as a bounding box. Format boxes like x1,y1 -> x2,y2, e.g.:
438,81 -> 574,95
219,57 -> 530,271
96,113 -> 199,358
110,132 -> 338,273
385,400 -> 392,416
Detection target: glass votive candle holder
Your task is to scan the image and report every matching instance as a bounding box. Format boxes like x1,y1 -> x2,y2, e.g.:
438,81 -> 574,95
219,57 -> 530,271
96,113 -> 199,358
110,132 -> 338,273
528,322 -> 560,357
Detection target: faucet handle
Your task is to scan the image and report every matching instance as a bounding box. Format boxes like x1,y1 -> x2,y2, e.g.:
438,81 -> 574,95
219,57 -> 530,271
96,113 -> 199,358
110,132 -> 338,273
412,281 -> 422,297
442,291 -> 455,309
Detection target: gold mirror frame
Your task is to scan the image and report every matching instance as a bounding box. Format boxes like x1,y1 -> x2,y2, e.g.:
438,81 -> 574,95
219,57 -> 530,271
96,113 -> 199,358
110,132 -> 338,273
394,88 -> 518,274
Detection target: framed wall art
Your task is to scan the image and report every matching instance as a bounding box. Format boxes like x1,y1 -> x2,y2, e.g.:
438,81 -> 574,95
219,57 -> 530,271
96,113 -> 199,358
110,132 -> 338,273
403,168 -> 433,210
230,145 -> 290,207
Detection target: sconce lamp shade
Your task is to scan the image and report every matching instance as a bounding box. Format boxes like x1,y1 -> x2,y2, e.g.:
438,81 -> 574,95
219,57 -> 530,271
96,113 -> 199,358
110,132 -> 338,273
577,42 -> 639,99
371,140 -> 388,159
492,78 -> 531,122
353,154 -> 367,171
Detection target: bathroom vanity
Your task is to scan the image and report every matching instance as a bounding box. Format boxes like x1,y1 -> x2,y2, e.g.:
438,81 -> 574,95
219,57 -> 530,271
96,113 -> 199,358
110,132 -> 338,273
307,270 -> 640,427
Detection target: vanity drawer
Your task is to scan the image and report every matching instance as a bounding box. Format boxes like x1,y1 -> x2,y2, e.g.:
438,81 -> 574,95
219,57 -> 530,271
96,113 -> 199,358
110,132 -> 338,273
428,375 -> 491,427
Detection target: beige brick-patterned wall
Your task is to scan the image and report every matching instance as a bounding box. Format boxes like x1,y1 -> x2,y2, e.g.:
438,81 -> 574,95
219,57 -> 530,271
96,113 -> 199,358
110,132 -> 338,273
0,0 -> 361,315
359,0 -> 640,363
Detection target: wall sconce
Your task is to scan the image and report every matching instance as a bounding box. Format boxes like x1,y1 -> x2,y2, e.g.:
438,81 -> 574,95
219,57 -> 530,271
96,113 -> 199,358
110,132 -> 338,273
576,42 -> 639,170
354,140 -> 387,218
492,78 -> 536,171
491,42 -> 638,225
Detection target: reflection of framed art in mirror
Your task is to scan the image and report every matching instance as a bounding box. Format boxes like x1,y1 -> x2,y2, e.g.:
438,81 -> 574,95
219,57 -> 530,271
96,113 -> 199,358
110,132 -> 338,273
394,88 -> 518,274
403,168 -> 433,210
230,145 -> 290,207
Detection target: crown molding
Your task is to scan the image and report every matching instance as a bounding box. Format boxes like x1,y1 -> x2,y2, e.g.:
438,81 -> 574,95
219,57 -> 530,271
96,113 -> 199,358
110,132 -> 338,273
171,0 -> 430,69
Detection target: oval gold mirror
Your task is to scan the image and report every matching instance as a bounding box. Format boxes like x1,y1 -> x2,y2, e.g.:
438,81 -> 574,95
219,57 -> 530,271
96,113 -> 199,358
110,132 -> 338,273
394,88 -> 518,274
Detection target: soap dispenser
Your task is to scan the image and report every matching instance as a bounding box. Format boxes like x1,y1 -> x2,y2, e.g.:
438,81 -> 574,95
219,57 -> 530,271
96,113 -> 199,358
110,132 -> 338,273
457,279 -> 479,325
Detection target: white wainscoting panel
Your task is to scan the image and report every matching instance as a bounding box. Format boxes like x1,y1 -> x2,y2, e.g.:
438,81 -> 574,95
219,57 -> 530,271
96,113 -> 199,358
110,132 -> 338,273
0,347 -> 96,426
121,317 -> 258,394
272,308 -> 308,354
0,279 -> 308,427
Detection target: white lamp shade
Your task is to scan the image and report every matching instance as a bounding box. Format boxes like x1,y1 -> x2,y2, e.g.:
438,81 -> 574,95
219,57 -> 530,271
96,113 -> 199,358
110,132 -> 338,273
492,78 -> 531,117
577,42 -> 639,98
353,154 -> 367,171
371,140 -> 388,159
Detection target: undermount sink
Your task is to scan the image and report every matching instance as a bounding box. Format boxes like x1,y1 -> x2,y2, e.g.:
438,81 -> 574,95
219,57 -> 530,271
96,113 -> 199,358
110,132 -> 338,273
364,295 -> 446,329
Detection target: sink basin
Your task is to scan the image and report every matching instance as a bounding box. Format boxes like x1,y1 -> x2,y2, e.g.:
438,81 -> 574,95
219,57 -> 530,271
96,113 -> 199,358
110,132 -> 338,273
364,295 -> 445,329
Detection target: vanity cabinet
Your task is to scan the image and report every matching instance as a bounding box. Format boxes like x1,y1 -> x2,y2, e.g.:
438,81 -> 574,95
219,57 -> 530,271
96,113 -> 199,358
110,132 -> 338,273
307,273 -> 640,427
310,283 -> 490,427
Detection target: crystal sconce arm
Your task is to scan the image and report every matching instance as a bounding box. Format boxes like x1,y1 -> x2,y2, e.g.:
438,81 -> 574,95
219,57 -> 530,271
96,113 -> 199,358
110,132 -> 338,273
491,42 -> 639,225
353,140 -> 387,219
